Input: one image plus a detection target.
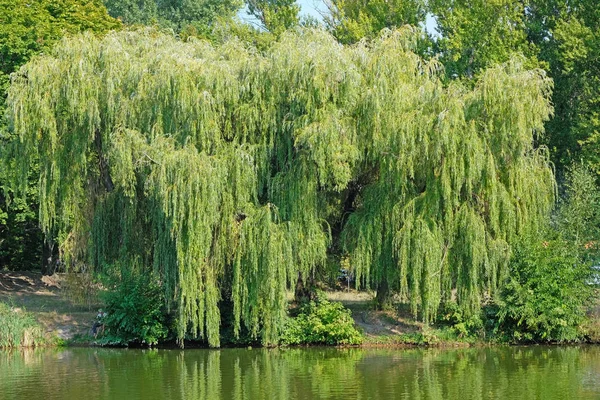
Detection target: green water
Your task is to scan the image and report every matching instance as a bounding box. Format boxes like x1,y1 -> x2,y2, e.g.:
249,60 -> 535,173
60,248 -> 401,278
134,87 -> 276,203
1,346 -> 600,399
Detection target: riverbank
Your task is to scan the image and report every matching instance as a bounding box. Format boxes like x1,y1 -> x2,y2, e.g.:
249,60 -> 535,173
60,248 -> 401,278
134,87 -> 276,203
1,271 -> 598,348
0,272 -> 97,344
0,271 -> 459,348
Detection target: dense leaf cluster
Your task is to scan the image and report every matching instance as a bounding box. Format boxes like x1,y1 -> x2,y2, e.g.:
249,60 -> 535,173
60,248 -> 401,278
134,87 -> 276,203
0,0 -> 119,271
281,296 -> 363,345
101,269 -> 169,346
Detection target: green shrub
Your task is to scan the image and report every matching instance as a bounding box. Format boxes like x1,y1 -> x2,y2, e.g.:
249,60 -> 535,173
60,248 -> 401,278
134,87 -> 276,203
438,301 -> 484,339
0,302 -> 45,348
101,271 -> 168,346
493,237 -> 593,342
492,165 -> 600,343
281,297 -> 363,346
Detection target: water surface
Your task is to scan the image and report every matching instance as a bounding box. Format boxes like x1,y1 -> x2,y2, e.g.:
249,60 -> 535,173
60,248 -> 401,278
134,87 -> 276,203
2,346 -> 600,399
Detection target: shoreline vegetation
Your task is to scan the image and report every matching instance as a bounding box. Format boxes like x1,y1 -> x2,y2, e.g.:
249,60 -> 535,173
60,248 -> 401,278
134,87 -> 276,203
2,271 -> 599,350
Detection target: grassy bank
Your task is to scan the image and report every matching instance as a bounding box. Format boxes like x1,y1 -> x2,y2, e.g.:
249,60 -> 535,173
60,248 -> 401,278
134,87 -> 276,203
0,272 -> 97,346
0,302 -> 46,348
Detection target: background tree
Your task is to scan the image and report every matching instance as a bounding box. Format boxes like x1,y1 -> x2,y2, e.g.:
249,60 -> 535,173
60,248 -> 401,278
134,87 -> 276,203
0,0 -> 120,100
324,0 -> 425,44
429,0 -> 539,78
102,0 -> 243,38
246,0 -> 301,35
0,0 -> 120,271
524,0 -> 600,175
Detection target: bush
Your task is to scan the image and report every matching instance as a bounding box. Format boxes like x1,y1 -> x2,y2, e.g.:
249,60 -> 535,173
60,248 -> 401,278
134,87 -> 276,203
438,301 -> 484,339
493,237 -> 593,342
101,271 -> 168,346
492,165 -> 600,343
0,302 -> 45,348
281,297 -> 363,346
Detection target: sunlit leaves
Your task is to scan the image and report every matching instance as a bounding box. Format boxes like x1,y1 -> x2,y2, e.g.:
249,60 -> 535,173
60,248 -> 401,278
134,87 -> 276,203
3,28 -> 554,345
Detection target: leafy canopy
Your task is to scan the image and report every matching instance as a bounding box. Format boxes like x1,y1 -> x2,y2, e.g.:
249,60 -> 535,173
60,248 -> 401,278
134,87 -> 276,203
0,0 -> 120,97
102,0 -> 244,37
4,28 -> 554,346
429,0 -> 539,78
325,0 -> 425,44
526,0 -> 600,173
247,0 -> 301,35
0,0 -> 119,271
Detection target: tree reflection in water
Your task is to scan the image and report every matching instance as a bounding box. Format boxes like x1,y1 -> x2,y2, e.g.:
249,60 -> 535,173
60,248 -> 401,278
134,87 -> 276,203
1,346 -> 600,399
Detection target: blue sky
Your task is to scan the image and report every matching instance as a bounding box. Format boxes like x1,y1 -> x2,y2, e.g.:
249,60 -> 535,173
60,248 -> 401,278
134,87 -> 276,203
297,0 -> 328,19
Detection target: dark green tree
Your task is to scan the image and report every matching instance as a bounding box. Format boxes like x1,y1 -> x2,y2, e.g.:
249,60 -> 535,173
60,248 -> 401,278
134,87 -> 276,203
324,0 -> 425,44
246,0 -> 301,35
429,0 -> 539,78
0,0 -> 120,271
525,0 -> 600,173
102,0 -> 244,37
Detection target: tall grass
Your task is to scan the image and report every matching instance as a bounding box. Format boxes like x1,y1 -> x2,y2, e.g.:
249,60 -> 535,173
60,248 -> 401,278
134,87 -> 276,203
0,302 -> 45,348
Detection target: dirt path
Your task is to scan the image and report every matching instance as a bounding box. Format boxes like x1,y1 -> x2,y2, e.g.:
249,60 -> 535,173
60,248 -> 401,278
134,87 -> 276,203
326,290 -> 426,344
0,272 -> 98,340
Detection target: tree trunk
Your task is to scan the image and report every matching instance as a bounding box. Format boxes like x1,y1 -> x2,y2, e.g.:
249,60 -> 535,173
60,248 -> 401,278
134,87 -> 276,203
294,273 -> 316,303
375,279 -> 393,311
41,239 -> 55,276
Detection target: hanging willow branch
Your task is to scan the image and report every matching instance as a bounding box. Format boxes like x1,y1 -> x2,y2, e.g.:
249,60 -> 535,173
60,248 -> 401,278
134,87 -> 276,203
343,30 -> 554,321
3,27 -> 554,346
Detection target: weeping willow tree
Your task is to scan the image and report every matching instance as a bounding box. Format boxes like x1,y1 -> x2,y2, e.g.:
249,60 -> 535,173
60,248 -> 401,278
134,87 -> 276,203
3,27 -> 554,346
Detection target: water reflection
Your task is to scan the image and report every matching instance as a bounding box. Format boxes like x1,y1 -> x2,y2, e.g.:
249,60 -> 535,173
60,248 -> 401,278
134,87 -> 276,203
1,346 -> 600,399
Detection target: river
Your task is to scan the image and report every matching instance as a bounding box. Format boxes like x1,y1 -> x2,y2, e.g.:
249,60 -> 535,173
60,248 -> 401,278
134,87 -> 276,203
1,346 -> 600,399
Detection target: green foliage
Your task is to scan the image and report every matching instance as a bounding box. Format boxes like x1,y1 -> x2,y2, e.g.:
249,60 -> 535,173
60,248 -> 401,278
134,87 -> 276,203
493,165 -> 600,343
555,164 -> 600,245
0,302 -> 45,348
428,0 -> 600,175
281,297 -> 363,345
325,0 -> 425,44
0,0 -> 120,271
3,28 -> 554,347
247,0 -> 301,35
102,0 -> 243,37
342,44 -> 554,322
0,0 -> 120,93
0,175 -> 42,270
429,0 -> 540,78
437,302 -> 483,339
494,237 -> 592,343
211,18 -> 277,50
102,270 -> 169,346
532,3 -> 600,173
